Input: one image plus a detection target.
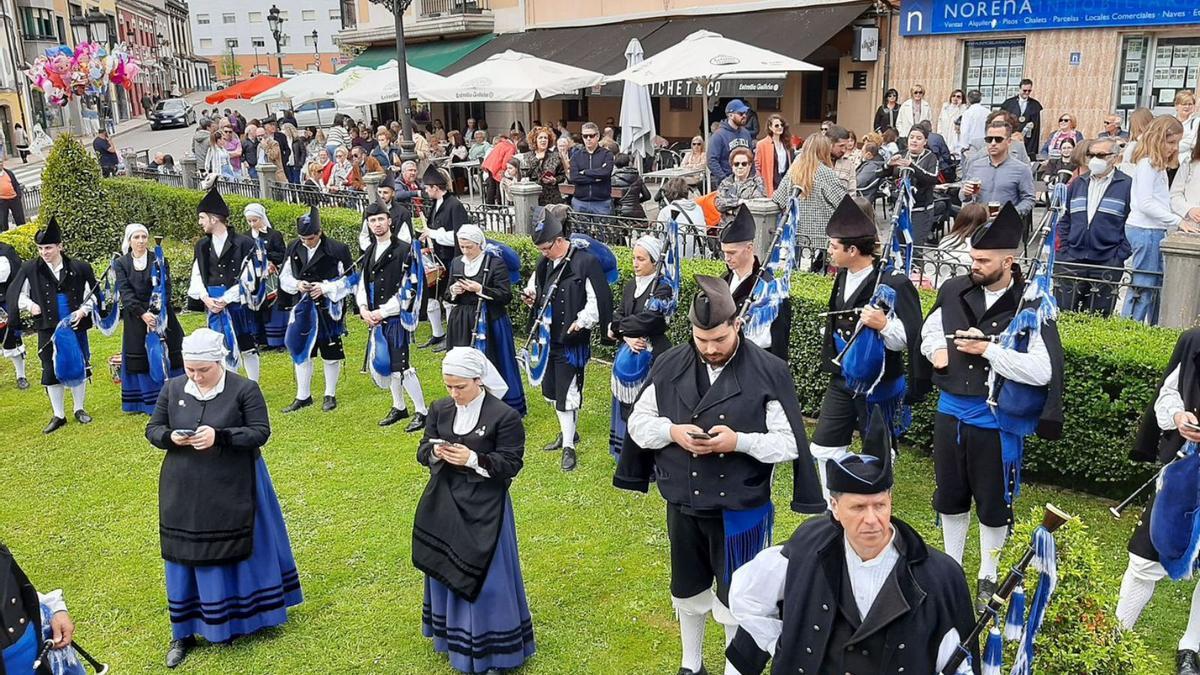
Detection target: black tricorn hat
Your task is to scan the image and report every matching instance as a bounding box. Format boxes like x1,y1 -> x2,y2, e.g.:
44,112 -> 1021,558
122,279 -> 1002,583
532,204 -> 569,246
826,194 -> 878,241
197,186 -> 230,219
718,204 -> 755,244
825,408 -> 894,495
379,173 -> 396,190
688,275 -> 738,329
422,164 -> 448,187
297,205 -> 321,236
34,216 -> 62,246
363,201 -> 388,219
970,202 -> 1023,250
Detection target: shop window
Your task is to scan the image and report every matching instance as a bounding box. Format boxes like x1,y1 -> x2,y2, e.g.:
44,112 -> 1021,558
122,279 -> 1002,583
1147,37 -> 1200,113
1117,36 -> 1149,119
962,39 -> 1025,108
757,97 -> 781,112
668,97 -> 692,112
563,98 -> 589,123
800,72 -> 823,122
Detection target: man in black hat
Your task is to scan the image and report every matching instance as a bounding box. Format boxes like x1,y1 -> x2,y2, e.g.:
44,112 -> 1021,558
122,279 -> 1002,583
358,174 -> 415,251
0,239 -> 28,389
10,217 -> 98,433
355,201 -> 428,430
418,165 -> 468,352
724,409 -> 978,675
919,202 -> 1063,609
186,186 -> 261,381
719,204 -> 790,361
261,115 -> 291,168
615,275 -> 824,675
278,205 -> 355,413
521,204 -> 613,471
810,195 -> 925,498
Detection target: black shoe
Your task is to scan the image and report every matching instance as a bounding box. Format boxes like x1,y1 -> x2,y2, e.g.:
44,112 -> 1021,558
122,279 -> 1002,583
1179,650 -> 1200,675
379,407 -> 408,426
976,577 -> 998,614
43,416 -> 67,434
322,395 -> 337,412
432,341 -> 450,353
281,397 -> 313,413
677,667 -> 710,675
16,377 -> 28,390
405,413 -> 426,433
420,335 -> 445,349
542,432 -> 581,452
74,410 -> 92,424
166,636 -> 196,668
561,447 -> 577,472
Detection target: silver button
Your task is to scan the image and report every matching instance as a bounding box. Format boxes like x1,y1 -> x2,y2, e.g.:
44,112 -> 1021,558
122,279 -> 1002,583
822,603 -> 829,610
720,492 -> 726,497
805,647 -> 812,653
692,471 -> 698,477
694,490 -> 700,495
7,627 -> 12,634
18,618 -> 24,625
719,474 -> 726,479
898,643 -> 905,649
719,414 -> 725,419
813,625 -> 820,631
9,598 -> 14,605
968,364 -> 974,369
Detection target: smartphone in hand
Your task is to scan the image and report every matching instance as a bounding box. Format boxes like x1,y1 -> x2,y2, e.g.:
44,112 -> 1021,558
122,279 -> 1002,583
175,429 -> 197,438
687,431 -> 713,441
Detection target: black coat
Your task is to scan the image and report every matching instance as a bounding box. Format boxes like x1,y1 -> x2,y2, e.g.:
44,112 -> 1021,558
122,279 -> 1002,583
187,230 -> 256,312
925,272 -> 1064,440
614,338 -> 825,515
361,237 -> 412,310
727,515 -> 979,675
610,275 -> 672,355
114,253 -> 184,372
884,150 -> 940,207
277,235 -> 353,312
251,228 -> 287,267
413,394 -> 524,601
874,105 -> 900,133
822,264 -> 927,403
0,544 -> 52,675
8,256 -> 96,331
532,248 -> 613,347
0,243 -> 24,343
611,167 -> 650,218
146,372 -> 271,566
999,95 -> 1043,157
1133,328 -> 1200,463
723,259 -> 791,362
424,195 -> 469,269
444,254 -> 513,317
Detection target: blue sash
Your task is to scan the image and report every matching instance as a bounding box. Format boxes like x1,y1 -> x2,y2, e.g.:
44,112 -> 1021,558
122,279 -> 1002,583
206,284 -> 242,370
1,619 -> 35,674
940,391 -> 1027,503
52,294 -> 89,387
723,502 -> 775,583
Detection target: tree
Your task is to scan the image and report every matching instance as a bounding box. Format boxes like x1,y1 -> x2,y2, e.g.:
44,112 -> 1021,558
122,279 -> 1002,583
39,133 -> 115,261
220,53 -> 243,82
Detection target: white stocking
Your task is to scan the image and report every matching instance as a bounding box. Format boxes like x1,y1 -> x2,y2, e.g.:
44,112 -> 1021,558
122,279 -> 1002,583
294,359 -> 314,400
47,384 -> 66,418
978,524 -> 1009,581
557,409 -> 578,448
402,368 -> 427,414
940,511 -> 970,567
1116,554 -> 1165,630
322,360 -> 342,397
1180,576 -> 1200,651
673,591 -> 712,673
242,351 -> 261,382
9,353 -> 26,379
428,300 -> 445,338
69,383 -> 86,412
389,376 -> 407,410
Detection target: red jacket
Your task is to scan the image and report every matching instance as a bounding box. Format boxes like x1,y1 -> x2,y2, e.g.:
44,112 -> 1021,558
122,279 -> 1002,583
481,138 -> 517,179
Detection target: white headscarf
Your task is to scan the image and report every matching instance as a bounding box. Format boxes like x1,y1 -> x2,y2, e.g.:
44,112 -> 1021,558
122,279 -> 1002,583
634,235 -> 663,263
441,347 -> 508,399
181,328 -> 229,363
456,223 -> 486,247
121,223 -> 149,255
243,203 -> 272,231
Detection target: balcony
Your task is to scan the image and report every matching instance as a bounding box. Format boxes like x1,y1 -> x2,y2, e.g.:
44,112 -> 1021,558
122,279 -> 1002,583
334,0 -> 493,49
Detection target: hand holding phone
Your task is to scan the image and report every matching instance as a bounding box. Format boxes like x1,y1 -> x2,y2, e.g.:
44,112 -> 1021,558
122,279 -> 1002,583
686,431 -> 713,440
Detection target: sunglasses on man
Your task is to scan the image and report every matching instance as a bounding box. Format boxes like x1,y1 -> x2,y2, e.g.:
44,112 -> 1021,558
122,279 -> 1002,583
984,136 -> 1007,144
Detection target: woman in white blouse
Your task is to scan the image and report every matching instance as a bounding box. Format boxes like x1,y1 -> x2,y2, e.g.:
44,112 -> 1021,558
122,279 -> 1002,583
936,89 -> 967,152
1170,137 -> 1200,231
1124,116 -> 1186,325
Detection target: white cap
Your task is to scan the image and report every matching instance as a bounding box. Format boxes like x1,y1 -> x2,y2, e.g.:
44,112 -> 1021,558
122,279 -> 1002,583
181,328 -> 228,363
441,347 -> 508,399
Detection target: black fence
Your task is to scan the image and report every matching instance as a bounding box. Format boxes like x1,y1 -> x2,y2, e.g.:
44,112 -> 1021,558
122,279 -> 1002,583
270,182 -> 369,211
130,168 -> 184,188
464,204 -> 516,234
213,177 -> 260,200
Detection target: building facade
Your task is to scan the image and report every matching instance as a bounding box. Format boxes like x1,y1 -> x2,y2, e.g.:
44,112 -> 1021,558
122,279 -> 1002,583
888,0 -> 1200,147
190,0 -> 346,81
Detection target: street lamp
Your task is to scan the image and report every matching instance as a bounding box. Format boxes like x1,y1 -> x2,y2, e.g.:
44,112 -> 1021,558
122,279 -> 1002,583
157,32 -> 170,97
311,30 -> 319,72
368,0 -> 415,161
226,38 -> 238,85
267,5 -> 285,77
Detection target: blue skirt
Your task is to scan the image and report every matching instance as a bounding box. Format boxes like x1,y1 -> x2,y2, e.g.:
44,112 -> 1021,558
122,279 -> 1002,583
165,456 -> 303,642
262,307 -> 288,348
487,316 -> 527,417
422,496 -> 535,673
120,358 -> 183,415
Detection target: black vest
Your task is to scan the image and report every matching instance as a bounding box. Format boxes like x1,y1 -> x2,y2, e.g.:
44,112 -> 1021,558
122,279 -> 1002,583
0,545 -> 46,669
114,253 -> 163,319
931,274 -> 1025,397
533,249 -> 600,344
821,267 -> 906,381
278,235 -> 352,311
361,238 -> 410,310
18,256 -> 95,331
194,230 -> 254,289
647,342 -> 780,513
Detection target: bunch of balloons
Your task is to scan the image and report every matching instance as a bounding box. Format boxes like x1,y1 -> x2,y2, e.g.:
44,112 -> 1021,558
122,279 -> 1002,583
24,42 -> 142,107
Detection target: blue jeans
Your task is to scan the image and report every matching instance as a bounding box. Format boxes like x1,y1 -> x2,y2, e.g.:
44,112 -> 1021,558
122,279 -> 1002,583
571,197 -> 613,216
1121,225 -> 1165,325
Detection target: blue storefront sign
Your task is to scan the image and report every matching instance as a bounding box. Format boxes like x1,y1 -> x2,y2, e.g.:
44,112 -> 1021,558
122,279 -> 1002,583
900,0 -> 1200,36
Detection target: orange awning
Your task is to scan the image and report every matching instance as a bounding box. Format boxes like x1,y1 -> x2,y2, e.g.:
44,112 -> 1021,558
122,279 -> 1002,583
205,75 -> 287,104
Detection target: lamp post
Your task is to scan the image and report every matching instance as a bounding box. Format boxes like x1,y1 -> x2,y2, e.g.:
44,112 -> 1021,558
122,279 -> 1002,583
367,0 -> 415,161
267,5 -> 285,77
311,30 -> 320,72
225,38 -> 238,84
157,33 -> 170,97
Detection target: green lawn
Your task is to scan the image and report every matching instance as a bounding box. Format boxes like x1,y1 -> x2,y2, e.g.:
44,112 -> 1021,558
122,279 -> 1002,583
1,313 -> 1188,673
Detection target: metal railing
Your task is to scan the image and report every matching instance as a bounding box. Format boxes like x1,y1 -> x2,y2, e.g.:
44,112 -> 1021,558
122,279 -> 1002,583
213,176 -> 260,200
130,168 -> 184,188
464,204 -> 516,234
20,185 -> 42,220
270,182 -> 369,211
419,0 -> 490,18
568,211 -> 661,248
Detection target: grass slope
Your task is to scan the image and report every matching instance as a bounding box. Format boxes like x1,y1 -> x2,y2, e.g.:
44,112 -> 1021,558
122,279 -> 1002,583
1,313 -> 1188,673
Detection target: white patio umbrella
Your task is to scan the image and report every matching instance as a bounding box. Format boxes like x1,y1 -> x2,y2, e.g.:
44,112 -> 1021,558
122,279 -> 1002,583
607,29 -> 821,189
618,38 -> 657,168
250,70 -> 349,105
418,50 -> 603,102
334,62 -> 445,106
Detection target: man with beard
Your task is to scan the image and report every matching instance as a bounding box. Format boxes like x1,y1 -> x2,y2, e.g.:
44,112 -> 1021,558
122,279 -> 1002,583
358,174 -> 415,250
919,202 -> 1063,610
615,275 -> 824,675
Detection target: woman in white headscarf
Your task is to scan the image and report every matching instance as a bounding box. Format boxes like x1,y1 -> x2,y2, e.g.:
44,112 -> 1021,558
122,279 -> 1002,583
243,203 -> 288,349
607,234 -> 676,458
113,223 -> 184,414
413,347 -> 536,674
145,328 -> 303,668
444,223 -> 526,415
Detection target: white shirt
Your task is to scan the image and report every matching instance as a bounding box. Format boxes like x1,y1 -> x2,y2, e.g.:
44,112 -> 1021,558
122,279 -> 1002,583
184,371 -> 227,401
187,230 -> 234,301
1128,158 -> 1182,230
353,239 -> 403,317
131,252 -> 148,272
633,273 -> 654,298
1155,365 -> 1186,431
522,253 -> 600,330
1086,171 -> 1114,224
919,280 -> 1053,387
728,542 -> 963,670
841,265 -> 908,352
427,390 -> 491,478
425,199 -> 459,247
279,242 -> 353,303
958,104 -> 991,154
626,346 -> 799,465
844,530 -> 900,619
0,257 -> 10,286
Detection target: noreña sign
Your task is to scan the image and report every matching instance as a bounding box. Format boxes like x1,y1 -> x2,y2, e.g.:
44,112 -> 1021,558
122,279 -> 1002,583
899,0 -> 1200,36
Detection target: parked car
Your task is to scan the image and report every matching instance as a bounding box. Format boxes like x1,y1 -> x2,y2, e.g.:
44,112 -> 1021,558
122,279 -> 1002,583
149,98 -> 195,130
285,99 -> 367,128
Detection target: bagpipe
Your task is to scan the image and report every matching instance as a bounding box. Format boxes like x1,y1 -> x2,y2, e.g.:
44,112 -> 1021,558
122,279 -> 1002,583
242,235 -> 272,312
145,235 -> 172,387
470,240 -> 522,353
1109,442 -> 1200,580
611,219 -> 682,404
32,602 -> 108,675
365,240 -> 428,385
284,253 -> 363,366
737,195 -> 798,339
39,253 -> 120,388
519,234 -> 617,387
941,503 -> 1072,675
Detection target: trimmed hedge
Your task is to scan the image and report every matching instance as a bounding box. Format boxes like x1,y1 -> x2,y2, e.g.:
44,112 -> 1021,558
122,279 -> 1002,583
40,135 -> 109,260
67,176 -> 1178,497
0,222 -> 38,258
